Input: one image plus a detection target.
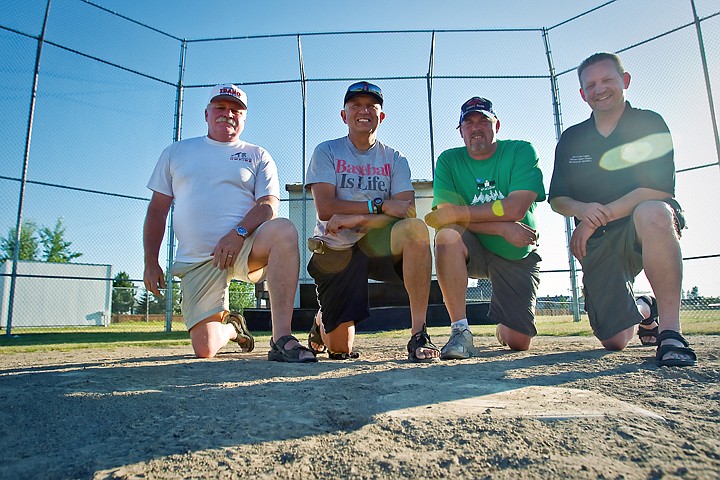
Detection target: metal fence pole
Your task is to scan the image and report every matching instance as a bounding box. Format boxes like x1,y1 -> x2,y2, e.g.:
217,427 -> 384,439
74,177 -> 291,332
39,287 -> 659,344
690,0 -> 720,171
427,31 -> 436,179
5,0 -> 52,336
165,38 -> 187,331
542,27 -> 581,322
298,35 -> 309,286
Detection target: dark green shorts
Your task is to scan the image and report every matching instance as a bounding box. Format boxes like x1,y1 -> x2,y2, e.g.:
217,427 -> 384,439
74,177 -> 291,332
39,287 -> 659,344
460,229 -> 541,337
580,220 -> 644,341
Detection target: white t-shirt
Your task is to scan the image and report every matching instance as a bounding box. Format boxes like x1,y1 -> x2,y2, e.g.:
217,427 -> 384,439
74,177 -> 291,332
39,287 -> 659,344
305,136 -> 413,248
147,136 -> 279,263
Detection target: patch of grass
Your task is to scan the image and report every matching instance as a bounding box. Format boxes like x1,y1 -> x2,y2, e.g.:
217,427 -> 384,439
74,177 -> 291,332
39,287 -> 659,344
1,312 -> 717,354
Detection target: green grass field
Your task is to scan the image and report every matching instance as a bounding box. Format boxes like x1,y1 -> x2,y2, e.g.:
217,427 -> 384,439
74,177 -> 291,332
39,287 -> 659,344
1,311 -> 718,354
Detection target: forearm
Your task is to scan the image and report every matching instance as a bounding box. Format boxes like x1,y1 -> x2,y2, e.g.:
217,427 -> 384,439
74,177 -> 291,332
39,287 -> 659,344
143,213 -> 167,266
605,188 -> 672,222
316,197 -> 380,220
549,196 -> 587,218
237,201 -> 276,234
465,221 -> 514,235
467,200 -> 528,223
551,189 -> 672,222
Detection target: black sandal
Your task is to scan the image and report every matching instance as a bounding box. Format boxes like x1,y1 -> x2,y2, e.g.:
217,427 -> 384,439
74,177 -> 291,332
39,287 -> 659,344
636,295 -> 659,346
407,324 -> 440,363
308,318 -> 327,354
268,335 -> 318,363
656,330 -> 697,367
225,312 -> 255,352
328,350 -> 360,360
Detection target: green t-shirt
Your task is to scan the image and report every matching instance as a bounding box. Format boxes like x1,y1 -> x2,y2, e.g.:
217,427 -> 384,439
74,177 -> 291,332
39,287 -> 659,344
432,140 -> 546,260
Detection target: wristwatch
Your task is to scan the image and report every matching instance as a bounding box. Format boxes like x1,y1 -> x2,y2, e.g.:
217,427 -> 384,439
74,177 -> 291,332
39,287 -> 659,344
372,197 -> 384,214
234,226 -> 248,238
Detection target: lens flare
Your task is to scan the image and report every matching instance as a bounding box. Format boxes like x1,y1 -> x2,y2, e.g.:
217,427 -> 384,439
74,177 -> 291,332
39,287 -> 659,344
599,133 -> 672,171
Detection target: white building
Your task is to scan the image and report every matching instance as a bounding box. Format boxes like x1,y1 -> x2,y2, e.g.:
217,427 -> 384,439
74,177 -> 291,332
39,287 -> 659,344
0,260 -> 112,328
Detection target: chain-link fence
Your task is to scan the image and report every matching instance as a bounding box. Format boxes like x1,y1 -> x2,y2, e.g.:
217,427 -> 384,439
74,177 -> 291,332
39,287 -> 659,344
1,0 -> 719,333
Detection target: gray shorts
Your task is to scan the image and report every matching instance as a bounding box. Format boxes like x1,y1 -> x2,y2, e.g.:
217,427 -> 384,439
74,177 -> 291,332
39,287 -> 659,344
461,229 -> 541,337
170,223 -> 266,330
580,219 -> 644,341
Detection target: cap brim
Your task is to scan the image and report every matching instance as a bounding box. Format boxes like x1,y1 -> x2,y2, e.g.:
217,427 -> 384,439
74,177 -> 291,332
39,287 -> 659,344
211,94 -> 247,109
344,91 -> 383,106
458,108 -> 496,127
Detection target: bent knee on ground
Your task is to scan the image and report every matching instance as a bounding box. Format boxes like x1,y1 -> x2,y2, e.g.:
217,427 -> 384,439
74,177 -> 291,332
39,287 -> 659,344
499,325 -> 533,351
600,327 -> 635,351
323,322 -> 355,353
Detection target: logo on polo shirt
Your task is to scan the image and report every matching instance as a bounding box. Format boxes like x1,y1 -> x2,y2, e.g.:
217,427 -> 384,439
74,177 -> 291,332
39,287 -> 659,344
569,154 -> 593,164
230,152 -> 251,162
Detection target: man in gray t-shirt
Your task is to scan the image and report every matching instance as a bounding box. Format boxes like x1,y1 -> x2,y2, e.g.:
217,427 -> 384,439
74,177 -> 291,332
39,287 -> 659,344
304,81 -> 440,362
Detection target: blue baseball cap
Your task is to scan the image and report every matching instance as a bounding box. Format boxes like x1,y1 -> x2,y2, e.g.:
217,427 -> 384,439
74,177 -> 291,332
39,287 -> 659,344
458,97 -> 497,128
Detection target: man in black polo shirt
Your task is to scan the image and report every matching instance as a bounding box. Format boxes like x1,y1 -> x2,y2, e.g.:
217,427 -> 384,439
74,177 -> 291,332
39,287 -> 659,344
549,52 -> 696,367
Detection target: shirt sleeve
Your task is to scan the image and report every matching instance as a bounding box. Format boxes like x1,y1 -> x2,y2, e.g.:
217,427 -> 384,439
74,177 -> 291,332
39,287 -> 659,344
508,142 -> 546,201
146,143 -> 174,197
255,148 -> 280,200
548,136 -> 570,201
390,150 -> 414,197
432,149 -> 463,208
305,141 -> 338,189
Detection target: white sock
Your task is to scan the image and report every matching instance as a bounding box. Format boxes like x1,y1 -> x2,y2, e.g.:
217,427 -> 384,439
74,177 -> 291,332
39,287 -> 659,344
452,319 -> 469,330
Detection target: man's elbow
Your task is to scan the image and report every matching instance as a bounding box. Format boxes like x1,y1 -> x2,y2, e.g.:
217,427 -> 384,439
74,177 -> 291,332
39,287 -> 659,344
548,198 -> 564,215
315,207 -> 333,222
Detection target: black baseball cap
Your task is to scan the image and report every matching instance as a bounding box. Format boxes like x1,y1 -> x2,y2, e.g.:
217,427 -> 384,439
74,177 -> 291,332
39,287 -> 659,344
344,81 -> 383,106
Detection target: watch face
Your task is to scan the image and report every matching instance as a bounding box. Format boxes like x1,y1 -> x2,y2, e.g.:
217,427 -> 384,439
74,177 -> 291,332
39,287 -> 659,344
373,198 -> 383,205
235,226 -> 248,237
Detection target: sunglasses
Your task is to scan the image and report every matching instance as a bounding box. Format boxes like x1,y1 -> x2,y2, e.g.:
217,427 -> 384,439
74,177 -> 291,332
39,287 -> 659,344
346,81 -> 382,96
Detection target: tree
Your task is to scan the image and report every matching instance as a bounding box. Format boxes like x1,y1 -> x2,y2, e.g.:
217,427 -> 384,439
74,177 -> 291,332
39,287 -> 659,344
689,286 -> 699,299
0,220 -> 40,262
39,218 -> 82,263
135,287 -> 165,315
229,281 -> 256,312
135,282 -> 181,316
112,271 -> 136,314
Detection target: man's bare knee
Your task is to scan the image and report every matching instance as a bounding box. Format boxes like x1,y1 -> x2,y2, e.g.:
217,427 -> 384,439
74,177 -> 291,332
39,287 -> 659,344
600,327 -> 634,351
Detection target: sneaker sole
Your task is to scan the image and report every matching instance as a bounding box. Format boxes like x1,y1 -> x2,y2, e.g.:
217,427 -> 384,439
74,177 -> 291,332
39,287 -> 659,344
440,351 -> 472,360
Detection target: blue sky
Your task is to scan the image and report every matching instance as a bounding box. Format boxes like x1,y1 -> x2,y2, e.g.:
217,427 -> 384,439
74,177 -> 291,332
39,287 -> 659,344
2,0 -> 719,298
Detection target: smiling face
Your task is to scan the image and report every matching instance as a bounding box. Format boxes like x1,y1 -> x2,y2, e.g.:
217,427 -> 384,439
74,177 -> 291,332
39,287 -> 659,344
205,99 -> 247,142
459,111 -> 500,160
341,93 -> 385,136
579,59 -> 631,115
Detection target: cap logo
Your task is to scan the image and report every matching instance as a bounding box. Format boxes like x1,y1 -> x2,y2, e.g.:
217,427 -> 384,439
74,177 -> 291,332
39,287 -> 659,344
219,87 -> 240,96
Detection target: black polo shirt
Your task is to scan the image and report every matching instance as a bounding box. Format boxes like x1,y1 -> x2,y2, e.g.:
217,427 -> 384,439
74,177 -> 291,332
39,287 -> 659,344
549,102 -> 675,227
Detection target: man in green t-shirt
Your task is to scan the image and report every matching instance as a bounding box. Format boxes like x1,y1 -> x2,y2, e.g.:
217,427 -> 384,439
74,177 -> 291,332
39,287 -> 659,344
425,97 -> 545,357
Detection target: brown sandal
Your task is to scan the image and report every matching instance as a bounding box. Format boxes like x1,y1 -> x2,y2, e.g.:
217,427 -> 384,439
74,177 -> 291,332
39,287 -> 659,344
224,312 -> 255,352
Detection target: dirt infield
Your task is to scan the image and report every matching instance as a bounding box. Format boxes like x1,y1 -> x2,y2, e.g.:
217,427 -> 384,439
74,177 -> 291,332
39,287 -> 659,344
1,334 -> 719,479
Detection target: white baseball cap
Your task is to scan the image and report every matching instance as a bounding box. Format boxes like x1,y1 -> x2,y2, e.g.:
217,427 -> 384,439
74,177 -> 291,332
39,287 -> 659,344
208,84 -> 247,109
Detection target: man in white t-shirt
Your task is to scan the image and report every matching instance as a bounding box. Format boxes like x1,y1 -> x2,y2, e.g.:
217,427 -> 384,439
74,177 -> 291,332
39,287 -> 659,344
305,81 -> 440,362
144,84 -> 316,362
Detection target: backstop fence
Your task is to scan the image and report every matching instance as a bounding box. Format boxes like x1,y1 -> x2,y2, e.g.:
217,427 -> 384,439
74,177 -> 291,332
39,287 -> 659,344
1,0 -> 719,333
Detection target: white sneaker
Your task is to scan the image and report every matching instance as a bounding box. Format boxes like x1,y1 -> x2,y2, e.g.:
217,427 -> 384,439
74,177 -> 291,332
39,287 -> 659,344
440,328 -> 474,359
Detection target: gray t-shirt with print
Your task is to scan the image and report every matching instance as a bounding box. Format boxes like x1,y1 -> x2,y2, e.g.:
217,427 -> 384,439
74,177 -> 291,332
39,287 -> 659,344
305,136 -> 414,248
